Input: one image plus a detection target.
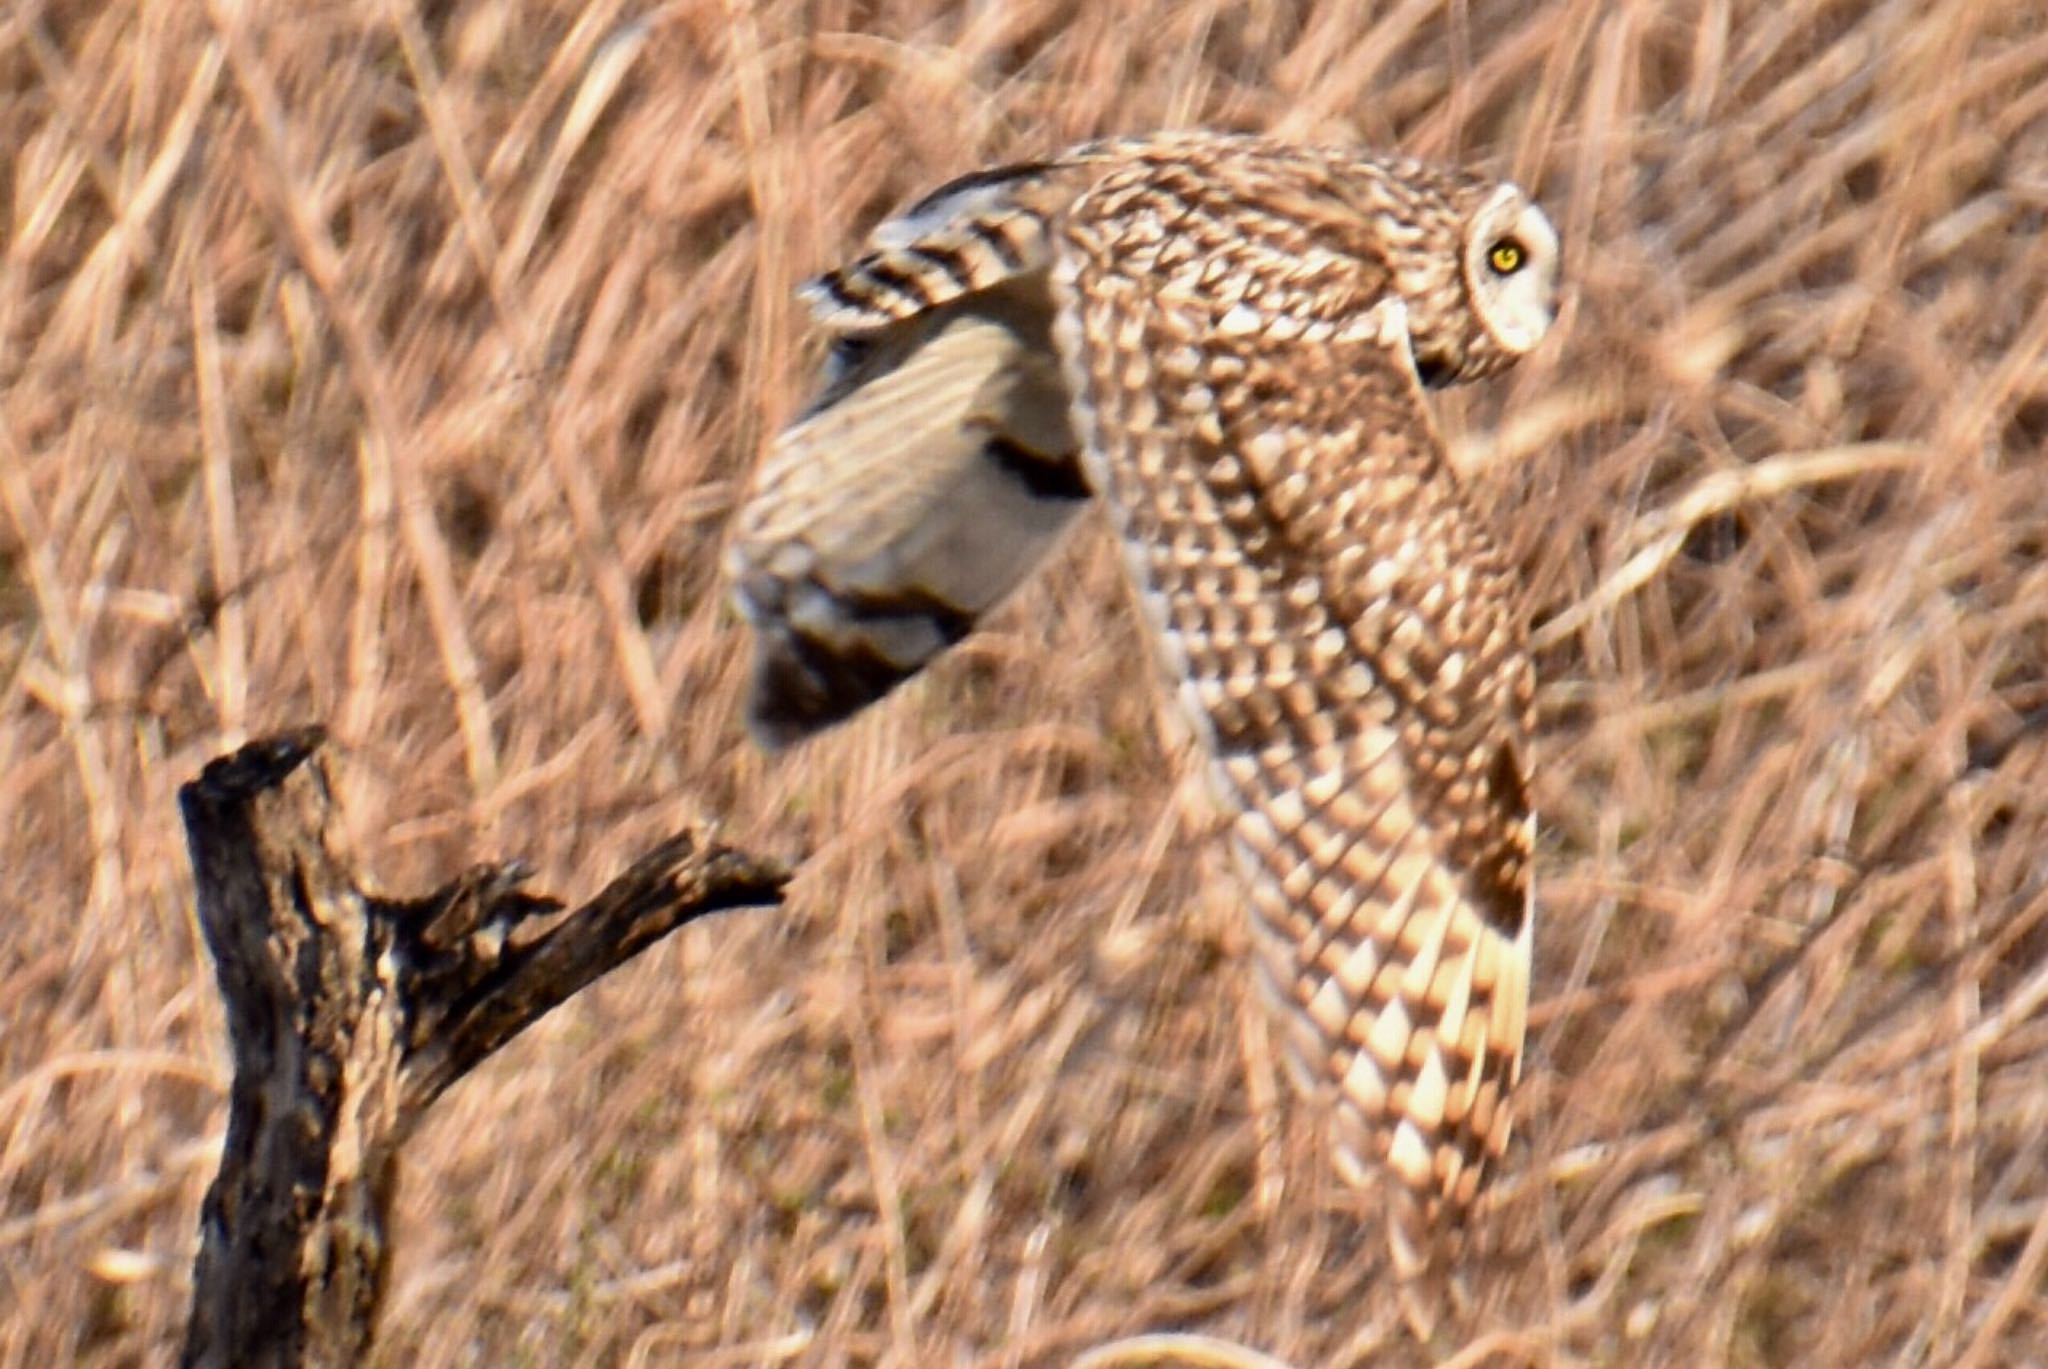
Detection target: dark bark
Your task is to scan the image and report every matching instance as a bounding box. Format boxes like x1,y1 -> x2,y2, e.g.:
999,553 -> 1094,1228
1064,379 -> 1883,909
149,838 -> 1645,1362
177,729 -> 787,1368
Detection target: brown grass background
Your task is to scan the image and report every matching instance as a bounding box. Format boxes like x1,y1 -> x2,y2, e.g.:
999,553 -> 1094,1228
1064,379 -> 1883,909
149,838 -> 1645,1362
4,0 -> 2047,1363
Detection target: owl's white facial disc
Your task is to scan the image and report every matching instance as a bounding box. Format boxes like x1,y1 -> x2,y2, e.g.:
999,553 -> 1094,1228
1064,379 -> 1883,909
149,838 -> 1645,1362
1463,185 -> 1560,355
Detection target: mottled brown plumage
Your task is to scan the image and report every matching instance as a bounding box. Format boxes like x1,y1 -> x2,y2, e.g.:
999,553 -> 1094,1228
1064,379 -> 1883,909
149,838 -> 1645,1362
727,130 -> 1560,1292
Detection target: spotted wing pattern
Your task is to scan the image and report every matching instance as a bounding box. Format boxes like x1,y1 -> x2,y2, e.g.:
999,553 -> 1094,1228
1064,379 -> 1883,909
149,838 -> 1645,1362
1048,148 -> 1538,1263
728,133 -> 1547,1274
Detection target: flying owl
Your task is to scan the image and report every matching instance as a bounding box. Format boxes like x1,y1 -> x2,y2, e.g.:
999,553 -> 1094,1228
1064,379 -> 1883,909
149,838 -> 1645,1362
726,131 -> 1559,1277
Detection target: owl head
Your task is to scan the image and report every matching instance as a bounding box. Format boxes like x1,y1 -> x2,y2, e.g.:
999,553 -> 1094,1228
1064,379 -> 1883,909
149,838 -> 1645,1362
1401,180 -> 1561,386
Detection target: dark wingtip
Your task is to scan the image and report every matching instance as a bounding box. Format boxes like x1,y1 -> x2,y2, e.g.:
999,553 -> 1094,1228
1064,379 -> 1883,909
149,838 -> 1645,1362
742,705 -> 804,754
744,632 -> 922,753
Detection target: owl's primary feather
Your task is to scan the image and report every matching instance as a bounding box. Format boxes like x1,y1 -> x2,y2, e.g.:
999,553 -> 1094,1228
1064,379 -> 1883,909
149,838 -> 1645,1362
728,158 -> 1095,745
729,278 -> 1084,745
726,131 -> 1558,1293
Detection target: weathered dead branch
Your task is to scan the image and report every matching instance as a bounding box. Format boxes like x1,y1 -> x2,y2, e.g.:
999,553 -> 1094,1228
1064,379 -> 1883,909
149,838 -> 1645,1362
176,728 -> 787,1368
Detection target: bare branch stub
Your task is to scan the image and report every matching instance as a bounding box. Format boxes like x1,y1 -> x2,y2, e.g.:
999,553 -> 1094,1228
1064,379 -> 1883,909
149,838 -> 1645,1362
178,730 -> 787,1368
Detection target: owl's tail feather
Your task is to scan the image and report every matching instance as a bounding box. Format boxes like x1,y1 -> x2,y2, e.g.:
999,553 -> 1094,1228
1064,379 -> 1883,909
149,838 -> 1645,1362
728,292 -> 1086,748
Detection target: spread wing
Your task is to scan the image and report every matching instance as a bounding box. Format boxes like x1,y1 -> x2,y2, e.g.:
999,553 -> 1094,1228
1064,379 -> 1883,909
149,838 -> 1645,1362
1052,179 -> 1537,1265
726,163 -> 1089,747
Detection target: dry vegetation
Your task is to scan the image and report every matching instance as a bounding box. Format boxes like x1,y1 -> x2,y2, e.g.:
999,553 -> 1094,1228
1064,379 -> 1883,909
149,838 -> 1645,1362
3,0 -> 2046,1364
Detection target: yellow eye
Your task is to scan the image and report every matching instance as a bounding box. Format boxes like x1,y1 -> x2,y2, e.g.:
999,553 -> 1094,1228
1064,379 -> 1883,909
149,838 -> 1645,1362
1487,239 -> 1525,275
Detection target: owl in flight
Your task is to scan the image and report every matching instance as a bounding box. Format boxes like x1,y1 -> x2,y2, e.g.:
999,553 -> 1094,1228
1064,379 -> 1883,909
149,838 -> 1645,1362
727,131 -> 1559,1273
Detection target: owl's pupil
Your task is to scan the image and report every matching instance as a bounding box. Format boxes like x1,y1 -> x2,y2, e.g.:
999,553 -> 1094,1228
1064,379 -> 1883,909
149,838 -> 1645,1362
1488,240 -> 1525,274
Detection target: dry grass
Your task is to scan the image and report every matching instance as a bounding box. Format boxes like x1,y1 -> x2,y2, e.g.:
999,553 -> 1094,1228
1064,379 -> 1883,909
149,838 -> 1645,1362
4,0 -> 2046,1363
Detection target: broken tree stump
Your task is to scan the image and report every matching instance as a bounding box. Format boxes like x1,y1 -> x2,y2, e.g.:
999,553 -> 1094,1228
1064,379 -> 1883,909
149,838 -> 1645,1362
177,728 -> 787,1368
